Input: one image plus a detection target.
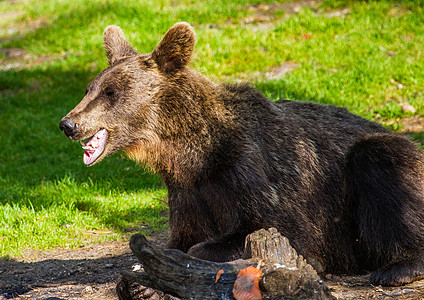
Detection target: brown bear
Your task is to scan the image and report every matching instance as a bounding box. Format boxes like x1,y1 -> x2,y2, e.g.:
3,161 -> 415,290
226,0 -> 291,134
60,22 -> 424,286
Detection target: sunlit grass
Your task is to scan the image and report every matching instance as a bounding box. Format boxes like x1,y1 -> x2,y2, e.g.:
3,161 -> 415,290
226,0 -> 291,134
1,0 -> 423,257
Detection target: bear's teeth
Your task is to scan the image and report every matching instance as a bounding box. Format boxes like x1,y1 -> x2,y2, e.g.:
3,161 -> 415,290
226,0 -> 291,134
82,129 -> 108,166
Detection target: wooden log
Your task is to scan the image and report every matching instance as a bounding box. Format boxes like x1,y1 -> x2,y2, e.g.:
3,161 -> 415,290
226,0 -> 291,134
123,233 -> 253,299
118,228 -> 335,300
245,228 -> 333,299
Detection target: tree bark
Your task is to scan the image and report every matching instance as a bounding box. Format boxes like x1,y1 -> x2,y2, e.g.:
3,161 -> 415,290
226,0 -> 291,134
118,228 -> 335,300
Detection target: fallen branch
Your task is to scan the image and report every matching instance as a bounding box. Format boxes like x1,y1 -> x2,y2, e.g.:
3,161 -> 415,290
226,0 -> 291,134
118,228 -> 334,299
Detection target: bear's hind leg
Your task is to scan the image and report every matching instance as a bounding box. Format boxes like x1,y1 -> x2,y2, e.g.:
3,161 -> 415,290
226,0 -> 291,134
369,256 -> 424,286
346,133 -> 424,286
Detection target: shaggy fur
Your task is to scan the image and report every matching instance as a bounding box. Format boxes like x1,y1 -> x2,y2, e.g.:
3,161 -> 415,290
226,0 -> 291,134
60,23 -> 424,286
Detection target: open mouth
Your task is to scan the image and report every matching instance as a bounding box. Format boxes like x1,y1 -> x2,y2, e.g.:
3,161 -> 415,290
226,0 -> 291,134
81,129 -> 108,166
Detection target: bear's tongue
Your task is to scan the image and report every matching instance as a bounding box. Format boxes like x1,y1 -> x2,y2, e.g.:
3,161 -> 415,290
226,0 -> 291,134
82,129 -> 108,166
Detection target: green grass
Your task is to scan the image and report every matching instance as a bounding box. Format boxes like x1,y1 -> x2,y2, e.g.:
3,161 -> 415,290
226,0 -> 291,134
1,0 -> 424,257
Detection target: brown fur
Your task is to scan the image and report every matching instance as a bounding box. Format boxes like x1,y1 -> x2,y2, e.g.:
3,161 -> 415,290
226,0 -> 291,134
60,23 -> 424,286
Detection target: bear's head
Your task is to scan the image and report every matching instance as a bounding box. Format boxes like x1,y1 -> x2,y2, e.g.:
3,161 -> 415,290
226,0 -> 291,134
59,23 -> 196,167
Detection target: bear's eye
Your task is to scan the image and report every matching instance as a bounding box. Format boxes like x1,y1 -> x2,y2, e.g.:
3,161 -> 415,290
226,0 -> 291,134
141,59 -> 153,68
104,87 -> 115,97
85,88 -> 89,95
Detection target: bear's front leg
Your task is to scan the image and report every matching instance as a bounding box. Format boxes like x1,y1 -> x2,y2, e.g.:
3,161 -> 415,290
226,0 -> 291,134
186,231 -> 248,262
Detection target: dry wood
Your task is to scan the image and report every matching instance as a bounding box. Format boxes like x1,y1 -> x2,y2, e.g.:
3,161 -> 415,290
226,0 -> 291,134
118,228 -> 335,299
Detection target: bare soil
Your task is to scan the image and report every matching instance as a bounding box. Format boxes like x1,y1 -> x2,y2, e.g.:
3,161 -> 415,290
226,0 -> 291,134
2,232 -> 424,300
1,241 -> 133,299
0,234 -> 167,300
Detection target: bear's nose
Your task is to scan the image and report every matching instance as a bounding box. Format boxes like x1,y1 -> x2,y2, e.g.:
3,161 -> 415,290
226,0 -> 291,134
59,119 -> 79,138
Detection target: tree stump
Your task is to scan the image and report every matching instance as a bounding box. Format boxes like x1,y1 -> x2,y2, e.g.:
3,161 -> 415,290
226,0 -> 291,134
246,228 -> 333,299
117,228 -> 334,300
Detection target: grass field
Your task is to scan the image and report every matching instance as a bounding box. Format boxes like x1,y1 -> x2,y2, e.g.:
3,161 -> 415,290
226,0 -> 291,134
1,0 -> 424,257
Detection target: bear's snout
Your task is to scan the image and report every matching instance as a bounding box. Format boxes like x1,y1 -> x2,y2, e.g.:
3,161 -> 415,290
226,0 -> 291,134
59,118 -> 79,138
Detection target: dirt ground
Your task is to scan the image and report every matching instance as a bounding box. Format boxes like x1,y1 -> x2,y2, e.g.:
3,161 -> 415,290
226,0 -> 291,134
2,232 -> 424,300
0,234 -> 168,300
0,241 -> 134,299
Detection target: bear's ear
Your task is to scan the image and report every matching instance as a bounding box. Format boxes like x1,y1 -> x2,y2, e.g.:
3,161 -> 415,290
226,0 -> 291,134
104,25 -> 138,65
151,22 -> 196,73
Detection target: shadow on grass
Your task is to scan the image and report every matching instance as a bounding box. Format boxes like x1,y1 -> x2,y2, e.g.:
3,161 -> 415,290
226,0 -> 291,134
0,1 -> 172,242
1,0 -> 423,255
0,0 -> 171,194
0,66 -> 167,246
0,65 -> 163,188
2,62 -> 423,231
